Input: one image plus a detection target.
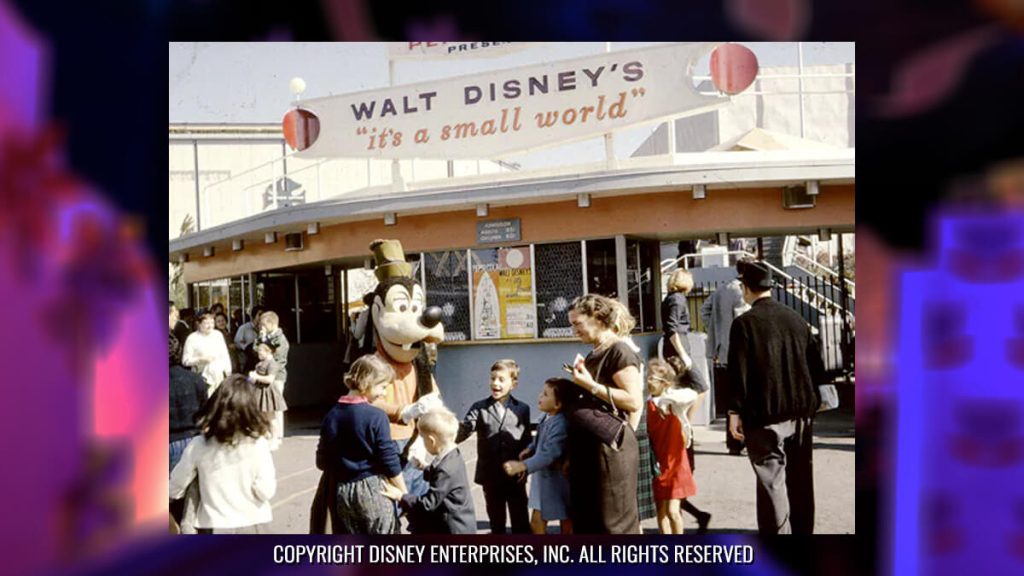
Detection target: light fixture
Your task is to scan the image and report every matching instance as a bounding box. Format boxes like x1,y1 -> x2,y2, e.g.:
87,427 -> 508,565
577,193 -> 591,208
693,184 -> 706,200
818,228 -> 832,241
289,77 -> 306,99
717,232 -> 729,246
232,239 -> 244,251
325,264 -> 332,276
265,232 -> 277,244
307,222 -> 320,235
476,203 -> 489,217
364,257 -> 373,270
203,246 -> 215,258
384,212 -> 397,226
806,180 -> 820,196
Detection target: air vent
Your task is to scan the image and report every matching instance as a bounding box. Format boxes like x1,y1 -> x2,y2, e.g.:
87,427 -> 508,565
783,185 -> 816,209
284,232 -> 304,252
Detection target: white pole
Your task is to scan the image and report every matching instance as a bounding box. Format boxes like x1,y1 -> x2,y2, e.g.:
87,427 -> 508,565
666,116 -> 676,158
388,58 -> 405,190
797,42 -> 806,138
604,42 -> 617,170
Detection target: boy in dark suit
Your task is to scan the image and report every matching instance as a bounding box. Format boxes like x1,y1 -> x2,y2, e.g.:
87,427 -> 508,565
455,359 -> 531,534
382,409 -> 476,534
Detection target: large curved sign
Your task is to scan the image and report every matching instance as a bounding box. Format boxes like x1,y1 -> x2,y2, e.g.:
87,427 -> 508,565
284,43 -> 757,160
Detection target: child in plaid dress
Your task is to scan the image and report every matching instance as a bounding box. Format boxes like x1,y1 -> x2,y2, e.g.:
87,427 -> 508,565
248,343 -> 288,413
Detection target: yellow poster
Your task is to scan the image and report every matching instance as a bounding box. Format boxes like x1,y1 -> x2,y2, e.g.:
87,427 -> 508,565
471,247 -> 535,339
498,248 -> 534,338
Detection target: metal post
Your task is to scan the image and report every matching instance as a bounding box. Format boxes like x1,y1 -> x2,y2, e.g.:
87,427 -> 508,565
797,42 -> 806,139
271,151 -> 279,211
530,244 -> 539,339
467,249 -> 475,340
247,273 -> 255,311
652,241 -> 663,331
389,59 -> 404,190
240,275 -> 247,326
193,140 -> 201,231
341,268 -> 349,337
294,274 -> 302,344
666,118 -> 676,157
615,235 -> 628,306
635,241 -> 644,329
335,269 -> 343,344
837,232 -> 851,384
603,42 -> 617,170
581,240 -> 589,294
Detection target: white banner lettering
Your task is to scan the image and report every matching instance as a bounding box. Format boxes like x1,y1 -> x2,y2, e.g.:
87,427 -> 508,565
293,43 -> 729,160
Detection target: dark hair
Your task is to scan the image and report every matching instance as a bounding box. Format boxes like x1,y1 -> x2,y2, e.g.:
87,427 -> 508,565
169,333 -> 181,366
210,302 -> 225,313
169,301 -> 176,313
215,312 -> 228,322
195,374 -> 270,445
197,313 -> 214,323
544,378 -> 574,406
251,305 -> 265,318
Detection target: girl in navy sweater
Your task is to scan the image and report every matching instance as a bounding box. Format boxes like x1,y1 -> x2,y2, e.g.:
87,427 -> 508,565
317,355 -> 408,534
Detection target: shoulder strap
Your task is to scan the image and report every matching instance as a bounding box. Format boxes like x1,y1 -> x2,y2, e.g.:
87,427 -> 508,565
591,347 -> 622,417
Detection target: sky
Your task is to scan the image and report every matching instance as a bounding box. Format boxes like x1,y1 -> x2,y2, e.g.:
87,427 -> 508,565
169,42 -> 854,169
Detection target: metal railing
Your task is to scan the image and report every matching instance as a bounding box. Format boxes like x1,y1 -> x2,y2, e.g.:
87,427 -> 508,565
664,249 -> 854,375
686,275 -> 854,376
790,252 -> 856,298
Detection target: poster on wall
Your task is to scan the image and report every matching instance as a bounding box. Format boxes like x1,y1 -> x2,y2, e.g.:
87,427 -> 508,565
472,247 -> 536,339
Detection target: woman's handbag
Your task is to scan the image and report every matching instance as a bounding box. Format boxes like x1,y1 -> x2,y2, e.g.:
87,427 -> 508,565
565,352 -> 628,449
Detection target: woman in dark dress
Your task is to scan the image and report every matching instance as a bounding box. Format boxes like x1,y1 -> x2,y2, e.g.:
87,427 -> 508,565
661,269 -> 694,366
566,294 -> 644,534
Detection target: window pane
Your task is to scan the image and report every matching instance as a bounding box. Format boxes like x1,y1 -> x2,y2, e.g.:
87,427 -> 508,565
297,270 -> 337,343
253,273 -> 298,343
627,239 -> 658,333
424,251 -> 471,342
585,239 -> 618,298
535,242 -> 583,338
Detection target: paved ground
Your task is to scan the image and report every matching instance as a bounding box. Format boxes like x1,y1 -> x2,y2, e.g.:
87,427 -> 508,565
267,404 -> 855,534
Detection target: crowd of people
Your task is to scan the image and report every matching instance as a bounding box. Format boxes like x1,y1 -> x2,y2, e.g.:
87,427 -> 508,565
168,302 -> 291,533
168,258 -> 826,535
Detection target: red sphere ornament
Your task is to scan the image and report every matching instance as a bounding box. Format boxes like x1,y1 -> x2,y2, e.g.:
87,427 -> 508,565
282,108 -> 320,151
710,43 -> 760,95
